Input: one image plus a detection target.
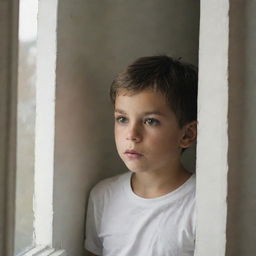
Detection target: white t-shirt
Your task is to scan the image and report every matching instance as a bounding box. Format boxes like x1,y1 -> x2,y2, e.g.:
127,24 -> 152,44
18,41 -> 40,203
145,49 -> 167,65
85,171 -> 196,256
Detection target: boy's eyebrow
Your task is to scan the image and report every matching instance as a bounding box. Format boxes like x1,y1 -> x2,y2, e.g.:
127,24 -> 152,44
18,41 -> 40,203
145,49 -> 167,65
114,109 -> 127,115
114,109 -> 166,116
143,111 -> 166,116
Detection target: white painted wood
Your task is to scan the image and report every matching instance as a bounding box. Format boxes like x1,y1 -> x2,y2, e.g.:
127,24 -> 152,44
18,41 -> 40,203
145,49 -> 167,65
34,0 -> 58,246
196,0 -> 230,255
35,249 -> 55,256
19,246 -> 66,256
19,246 -> 47,256
49,250 -> 67,256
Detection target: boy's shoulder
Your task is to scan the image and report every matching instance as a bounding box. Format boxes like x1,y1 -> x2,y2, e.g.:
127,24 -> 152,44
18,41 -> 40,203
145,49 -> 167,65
90,171 -> 130,199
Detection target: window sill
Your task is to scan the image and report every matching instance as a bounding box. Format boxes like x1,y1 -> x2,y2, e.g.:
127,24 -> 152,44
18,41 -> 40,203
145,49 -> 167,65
20,246 -> 66,256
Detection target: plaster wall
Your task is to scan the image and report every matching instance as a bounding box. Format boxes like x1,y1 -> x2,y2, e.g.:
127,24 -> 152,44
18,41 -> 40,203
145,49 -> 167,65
0,1 -> 19,255
52,0 -> 199,255
227,1 -> 256,255
0,0 -> 19,255
0,1 -> 11,253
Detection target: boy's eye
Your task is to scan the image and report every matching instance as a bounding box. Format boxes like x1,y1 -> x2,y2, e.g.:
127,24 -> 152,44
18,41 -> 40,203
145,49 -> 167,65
115,116 -> 128,124
144,118 -> 160,126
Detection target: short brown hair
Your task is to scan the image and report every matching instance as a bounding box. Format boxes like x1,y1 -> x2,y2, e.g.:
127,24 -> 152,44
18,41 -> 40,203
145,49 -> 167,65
110,55 -> 198,127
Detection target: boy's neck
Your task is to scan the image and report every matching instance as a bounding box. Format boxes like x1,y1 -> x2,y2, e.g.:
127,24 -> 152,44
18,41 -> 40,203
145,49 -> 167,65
130,164 -> 192,199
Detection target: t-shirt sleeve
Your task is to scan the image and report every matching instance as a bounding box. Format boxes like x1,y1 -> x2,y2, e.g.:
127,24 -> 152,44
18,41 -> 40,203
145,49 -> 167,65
84,191 -> 103,255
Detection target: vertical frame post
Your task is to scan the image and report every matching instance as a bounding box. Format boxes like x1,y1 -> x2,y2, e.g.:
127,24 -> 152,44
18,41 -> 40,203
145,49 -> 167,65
196,0 -> 230,255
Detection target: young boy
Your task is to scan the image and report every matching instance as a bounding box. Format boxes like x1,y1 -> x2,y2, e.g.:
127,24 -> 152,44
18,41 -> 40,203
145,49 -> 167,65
85,55 -> 197,256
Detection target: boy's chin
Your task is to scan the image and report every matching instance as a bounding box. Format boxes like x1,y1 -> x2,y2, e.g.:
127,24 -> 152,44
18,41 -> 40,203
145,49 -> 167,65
120,155 -> 149,173
124,163 -> 148,173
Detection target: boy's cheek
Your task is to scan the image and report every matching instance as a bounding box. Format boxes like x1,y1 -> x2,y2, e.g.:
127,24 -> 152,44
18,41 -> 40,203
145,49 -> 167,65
114,132 -> 122,145
114,129 -> 126,145
114,137 -> 124,154
114,126 -> 122,139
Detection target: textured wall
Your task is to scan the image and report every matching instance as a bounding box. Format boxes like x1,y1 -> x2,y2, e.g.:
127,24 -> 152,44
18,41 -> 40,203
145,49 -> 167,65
227,0 -> 256,255
53,1 -> 199,255
0,1 -> 10,253
0,0 -> 19,255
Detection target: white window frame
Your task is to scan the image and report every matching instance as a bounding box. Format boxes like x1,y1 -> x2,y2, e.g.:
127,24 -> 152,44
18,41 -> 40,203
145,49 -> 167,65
19,0 -> 66,255
195,0 -> 229,255
1,0 -> 66,255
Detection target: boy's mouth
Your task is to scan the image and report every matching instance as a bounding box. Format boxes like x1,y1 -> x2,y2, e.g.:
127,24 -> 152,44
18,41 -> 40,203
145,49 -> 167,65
124,149 -> 143,159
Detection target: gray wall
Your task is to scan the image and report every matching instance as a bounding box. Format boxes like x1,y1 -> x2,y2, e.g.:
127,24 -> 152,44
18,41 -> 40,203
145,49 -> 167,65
53,1 -> 200,255
227,0 -> 256,255
0,0 -> 19,255
0,1 -> 11,254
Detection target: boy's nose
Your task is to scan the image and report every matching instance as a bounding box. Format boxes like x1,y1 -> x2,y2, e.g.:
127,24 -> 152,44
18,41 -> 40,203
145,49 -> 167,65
126,125 -> 142,142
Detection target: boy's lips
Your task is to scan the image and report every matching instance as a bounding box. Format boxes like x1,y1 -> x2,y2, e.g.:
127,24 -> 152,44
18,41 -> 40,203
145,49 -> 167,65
124,149 -> 143,159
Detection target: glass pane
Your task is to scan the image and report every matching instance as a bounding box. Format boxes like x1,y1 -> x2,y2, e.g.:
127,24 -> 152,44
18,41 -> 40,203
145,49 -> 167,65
14,0 -> 38,255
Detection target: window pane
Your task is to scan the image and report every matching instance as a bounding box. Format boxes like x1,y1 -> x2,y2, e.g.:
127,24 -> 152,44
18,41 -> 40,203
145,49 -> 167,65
15,0 -> 38,255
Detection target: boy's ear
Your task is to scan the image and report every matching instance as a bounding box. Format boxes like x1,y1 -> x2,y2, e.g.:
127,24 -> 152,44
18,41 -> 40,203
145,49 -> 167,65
179,121 -> 197,149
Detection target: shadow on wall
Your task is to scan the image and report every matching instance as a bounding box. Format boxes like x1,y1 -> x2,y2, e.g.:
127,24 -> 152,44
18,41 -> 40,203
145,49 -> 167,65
227,1 -> 256,255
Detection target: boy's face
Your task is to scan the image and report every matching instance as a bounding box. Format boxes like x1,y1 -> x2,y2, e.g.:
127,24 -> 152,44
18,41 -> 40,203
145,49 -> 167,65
114,89 -> 189,174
